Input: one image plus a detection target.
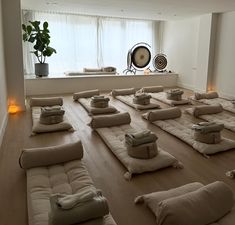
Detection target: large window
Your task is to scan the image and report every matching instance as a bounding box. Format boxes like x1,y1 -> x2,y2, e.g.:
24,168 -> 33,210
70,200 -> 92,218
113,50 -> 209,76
22,10 -> 159,75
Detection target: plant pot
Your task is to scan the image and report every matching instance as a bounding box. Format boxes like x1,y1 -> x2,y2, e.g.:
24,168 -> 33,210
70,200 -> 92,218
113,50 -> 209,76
35,63 -> 49,77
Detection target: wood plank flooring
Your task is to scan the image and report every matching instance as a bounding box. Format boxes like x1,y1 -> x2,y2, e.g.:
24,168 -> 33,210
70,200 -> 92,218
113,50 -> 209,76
0,88 -> 235,225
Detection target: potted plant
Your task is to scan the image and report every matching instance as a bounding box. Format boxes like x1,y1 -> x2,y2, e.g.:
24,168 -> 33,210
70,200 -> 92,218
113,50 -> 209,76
22,21 -> 56,77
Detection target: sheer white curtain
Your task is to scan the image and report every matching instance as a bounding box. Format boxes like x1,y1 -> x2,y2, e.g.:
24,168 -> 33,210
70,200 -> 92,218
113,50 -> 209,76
22,10 -> 158,75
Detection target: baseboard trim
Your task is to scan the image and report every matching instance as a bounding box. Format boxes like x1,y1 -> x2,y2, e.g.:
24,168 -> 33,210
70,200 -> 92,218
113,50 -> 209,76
0,112 -> 8,147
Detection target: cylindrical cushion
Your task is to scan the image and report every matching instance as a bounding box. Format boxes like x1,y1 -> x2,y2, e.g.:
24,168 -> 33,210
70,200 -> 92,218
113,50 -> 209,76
89,112 -> 131,129
157,181 -> 234,225
127,142 -> 158,159
194,91 -> 219,100
111,88 -> 136,97
193,104 -> 223,117
29,97 -> 63,107
141,86 -> 164,93
73,89 -> 99,101
194,131 -> 221,144
145,107 -> 181,122
19,140 -> 83,169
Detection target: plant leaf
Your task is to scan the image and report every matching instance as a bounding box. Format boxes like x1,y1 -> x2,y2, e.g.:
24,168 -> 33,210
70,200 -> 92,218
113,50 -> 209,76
26,25 -> 32,34
22,24 -> 26,32
43,21 -> 48,29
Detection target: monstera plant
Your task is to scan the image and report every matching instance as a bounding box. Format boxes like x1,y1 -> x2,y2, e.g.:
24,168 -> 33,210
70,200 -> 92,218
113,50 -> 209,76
22,21 -> 56,77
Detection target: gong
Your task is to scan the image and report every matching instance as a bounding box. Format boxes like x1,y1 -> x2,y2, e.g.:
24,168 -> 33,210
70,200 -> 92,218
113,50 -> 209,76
153,54 -> 167,71
132,46 -> 151,69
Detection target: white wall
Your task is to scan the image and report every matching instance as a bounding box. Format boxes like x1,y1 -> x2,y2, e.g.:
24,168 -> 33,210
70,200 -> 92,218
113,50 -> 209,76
2,0 -> 25,111
213,11 -> 235,98
0,0 -> 8,146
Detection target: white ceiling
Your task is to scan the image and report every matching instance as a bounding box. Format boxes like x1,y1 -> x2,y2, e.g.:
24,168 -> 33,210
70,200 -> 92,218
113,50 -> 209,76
21,0 -> 235,20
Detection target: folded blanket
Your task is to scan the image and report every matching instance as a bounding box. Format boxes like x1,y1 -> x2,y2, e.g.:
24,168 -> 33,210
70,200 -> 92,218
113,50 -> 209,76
55,189 -> 101,210
133,93 -> 151,105
91,96 -> 110,102
192,104 -> 223,117
156,181 -> 234,225
41,106 -> 65,117
39,115 -> 64,125
194,91 -> 219,100
191,122 -> 224,134
193,131 -> 221,144
29,97 -> 63,107
90,101 -> 109,108
140,86 -> 164,93
49,195 -> 109,225
166,89 -> 184,96
127,142 -> 158,159
125,131 -> 158,146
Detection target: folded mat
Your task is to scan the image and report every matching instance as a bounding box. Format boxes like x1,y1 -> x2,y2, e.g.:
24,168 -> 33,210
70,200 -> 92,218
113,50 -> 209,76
142,109 -> 235,156
147,91 -> 191,106
21,141 -> 116,225
135,181 -> 235,225
190,92 -> 235,114
185,106 -> 235,132
89,112 -> 182,180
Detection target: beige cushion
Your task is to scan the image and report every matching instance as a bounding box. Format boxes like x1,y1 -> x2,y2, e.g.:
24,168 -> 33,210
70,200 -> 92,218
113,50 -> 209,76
89,112 -> 131,129
20,140 -> 83,169
141,86 -> 164,93
144,107 -> 181,122
29,97 -> 63,107
73,90 -> 100,101
111,88 -> 136,97
157,181 -> 233,225
193,104 -> 223,117
194,91 -> 219,100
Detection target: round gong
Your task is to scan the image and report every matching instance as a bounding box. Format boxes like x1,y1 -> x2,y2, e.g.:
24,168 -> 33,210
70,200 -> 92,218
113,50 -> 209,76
153,54 -> 167,71
131,46 -> 151,69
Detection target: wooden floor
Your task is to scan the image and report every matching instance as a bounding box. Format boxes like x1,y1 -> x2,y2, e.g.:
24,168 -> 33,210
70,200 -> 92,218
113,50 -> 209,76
0,88 -> 235,225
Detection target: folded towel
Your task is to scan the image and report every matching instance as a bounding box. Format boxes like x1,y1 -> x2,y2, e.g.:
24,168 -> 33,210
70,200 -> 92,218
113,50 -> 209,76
133,98 -> 150,105
191,122 -> 224,134
49,194 -> 109,225
127,142 -> 158,159
134,93 -> 151,100
167,89 -> 184,96
194,91 -> 219,100
39,115 -> 64,125
129,130 -> 151,139
41,106 -> 65,117
193,131 -> 221,144
90,101 -> 109,108
125,131 -> 158,146
91,96 -> 110,103
55,189 -> 101,209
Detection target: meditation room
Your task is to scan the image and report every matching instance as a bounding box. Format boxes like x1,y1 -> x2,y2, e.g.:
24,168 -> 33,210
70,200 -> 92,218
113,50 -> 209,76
1,0 -> 235,224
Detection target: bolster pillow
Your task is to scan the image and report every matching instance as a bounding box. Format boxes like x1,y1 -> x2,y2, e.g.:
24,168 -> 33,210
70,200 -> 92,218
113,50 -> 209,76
19,140 -> 84,169
194,91 -> 219,100
83,68 -> 103,72
111,88 -> 136,97
141,86 -> 164,93
193,104 -> 223,117
145,107 -> 181,122
29,97 -> 63,107
89,112 -> 131,129
73,89 -> 100,101
157,181 -> 234,225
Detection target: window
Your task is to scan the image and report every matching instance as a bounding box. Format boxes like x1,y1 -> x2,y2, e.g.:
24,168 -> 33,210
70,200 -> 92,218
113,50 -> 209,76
22,10 -> 159,76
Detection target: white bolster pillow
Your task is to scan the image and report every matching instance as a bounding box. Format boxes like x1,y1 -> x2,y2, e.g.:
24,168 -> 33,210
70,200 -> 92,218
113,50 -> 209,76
141,86 -> 164,93
89,112 -> 131,129
111,88 -> 136,97
145,107 -> 181,122
194,91 -> 219,100
157,181 -> 234,225
29,97 -> 63,107
19,140 -> 83,169
73,89 -> 100,101
193,104 -> 223,117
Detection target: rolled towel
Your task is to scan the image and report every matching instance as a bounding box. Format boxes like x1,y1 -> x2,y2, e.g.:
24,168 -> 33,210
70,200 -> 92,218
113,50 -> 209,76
91,97 -> 109,103
192,104 -> 223,117
144,107 -> 181,122
39,115 -> 64,125
41,106 -> 65,117
194,91 -> 219,100
73,89 -> 100,101
191,122 -> 224,134
125,131 -> 158,146
127,142 -> 158,159
55,189 -> 100,209
193,131 -> 221,144
49,195 -> 109,225
111,88 -> 136,97
140,86 -> 164,93
156,181 -> 234,225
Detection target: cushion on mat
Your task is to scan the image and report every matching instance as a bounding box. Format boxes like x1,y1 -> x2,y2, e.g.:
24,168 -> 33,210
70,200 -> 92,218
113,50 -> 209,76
193,104 -> 223,117
157,181 -> 233,225
73,89 -> 100,101
111,88 -> 136,97
89,112 -> 131,129
20,140 -> 83,169
141,86 -> 164,93
143,107 -> 181,122
194,91 -> 219,100
29,97 -> 63,107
